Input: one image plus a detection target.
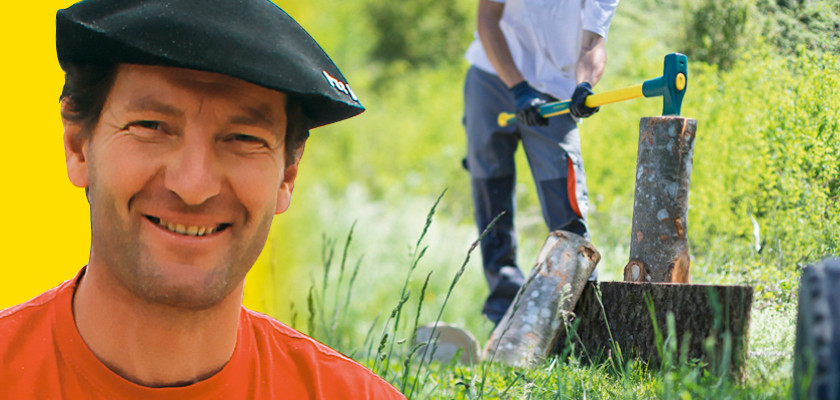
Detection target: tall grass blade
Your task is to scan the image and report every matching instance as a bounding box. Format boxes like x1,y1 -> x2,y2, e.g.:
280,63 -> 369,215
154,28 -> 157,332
401,271 -> 433,393
330,220 -> 357,337
414,210 -> 505,399
383,190 -> 445,377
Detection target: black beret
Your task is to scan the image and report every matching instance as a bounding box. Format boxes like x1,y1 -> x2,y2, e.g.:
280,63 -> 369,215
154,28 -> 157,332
57,0 -> 364,129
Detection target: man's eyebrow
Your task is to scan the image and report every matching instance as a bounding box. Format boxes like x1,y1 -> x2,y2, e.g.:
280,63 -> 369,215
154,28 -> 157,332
124,96 -> 184,117
123,97 -> 281,131
228,104 -> 279,130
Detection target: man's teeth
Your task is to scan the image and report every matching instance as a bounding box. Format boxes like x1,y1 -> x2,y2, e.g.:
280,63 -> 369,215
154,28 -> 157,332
159,220 -> 217,237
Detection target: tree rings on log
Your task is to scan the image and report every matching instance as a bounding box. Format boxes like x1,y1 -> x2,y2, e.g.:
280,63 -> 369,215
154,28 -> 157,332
553,281 -> 753,380
484,231 -> 600,367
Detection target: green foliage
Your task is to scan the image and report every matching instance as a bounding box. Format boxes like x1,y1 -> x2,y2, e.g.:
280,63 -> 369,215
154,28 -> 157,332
753,0 -> 840,56
680,0 -> 839,71
680,0 -> 753,71
366,0 -> 473,73
687,49 -> 840,302
301,64 -> 472,216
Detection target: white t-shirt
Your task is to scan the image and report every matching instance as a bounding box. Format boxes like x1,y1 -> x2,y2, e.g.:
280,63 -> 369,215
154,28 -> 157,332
465,0 -> 619,99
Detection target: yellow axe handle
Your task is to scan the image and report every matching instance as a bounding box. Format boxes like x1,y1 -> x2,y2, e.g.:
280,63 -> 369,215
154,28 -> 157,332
498,83 -> 645,127
584,83 -> 643,108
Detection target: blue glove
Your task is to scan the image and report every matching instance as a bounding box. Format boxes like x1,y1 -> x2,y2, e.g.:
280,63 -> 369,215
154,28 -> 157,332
510,81 -> 549,126
569,82 -> 599,118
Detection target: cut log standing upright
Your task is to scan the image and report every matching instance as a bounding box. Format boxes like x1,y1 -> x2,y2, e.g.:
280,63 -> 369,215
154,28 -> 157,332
622,53 -> 695,284
624,117 -> 697,283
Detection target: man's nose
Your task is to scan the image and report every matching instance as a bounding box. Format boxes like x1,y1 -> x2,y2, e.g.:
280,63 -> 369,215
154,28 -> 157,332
163,136 -> 222,206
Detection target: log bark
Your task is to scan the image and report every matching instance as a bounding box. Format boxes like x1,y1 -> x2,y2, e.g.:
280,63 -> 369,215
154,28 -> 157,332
553,281 -> 753,380
625,116 -> 698,283
484,231 -> 600,367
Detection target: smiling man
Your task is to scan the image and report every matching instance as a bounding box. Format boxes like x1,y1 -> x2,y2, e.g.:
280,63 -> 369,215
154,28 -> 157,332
0,0 -> 404,398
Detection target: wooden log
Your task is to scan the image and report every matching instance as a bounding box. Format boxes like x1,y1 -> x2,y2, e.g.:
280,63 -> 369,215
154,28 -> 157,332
484,231 -> 600,367
625,116 -> 698,283
554,281 -> 754,380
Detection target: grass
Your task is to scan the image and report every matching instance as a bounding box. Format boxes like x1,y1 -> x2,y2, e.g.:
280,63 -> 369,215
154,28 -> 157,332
271,194 -> 796,399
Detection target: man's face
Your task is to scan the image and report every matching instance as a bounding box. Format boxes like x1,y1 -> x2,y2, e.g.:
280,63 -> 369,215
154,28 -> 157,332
64,64 -> 300,310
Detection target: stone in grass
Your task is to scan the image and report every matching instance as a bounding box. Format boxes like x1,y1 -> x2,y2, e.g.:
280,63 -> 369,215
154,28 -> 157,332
415,323 -> 480,365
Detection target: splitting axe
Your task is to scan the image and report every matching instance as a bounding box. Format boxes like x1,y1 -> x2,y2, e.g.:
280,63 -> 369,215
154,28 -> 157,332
498,53 -> 688,127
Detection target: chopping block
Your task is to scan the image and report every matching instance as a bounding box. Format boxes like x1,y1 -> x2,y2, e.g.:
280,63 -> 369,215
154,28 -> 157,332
556,116 -> 754,380
554,281 -> 753,380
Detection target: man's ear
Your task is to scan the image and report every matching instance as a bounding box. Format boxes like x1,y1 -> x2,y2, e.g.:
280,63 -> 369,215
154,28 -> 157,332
274,143 -> 305,215
62,101 -> 91,188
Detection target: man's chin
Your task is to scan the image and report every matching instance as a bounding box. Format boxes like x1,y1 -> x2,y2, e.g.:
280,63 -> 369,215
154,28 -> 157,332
141,284 -> 231,311
122,263 -> 241,311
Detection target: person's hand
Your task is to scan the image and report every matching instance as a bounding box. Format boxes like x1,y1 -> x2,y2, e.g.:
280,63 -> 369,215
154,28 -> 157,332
569,82 -> 599,118
510,81 -> 549,126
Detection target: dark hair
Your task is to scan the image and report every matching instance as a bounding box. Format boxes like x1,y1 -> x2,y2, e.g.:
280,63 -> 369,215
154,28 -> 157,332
59,62 -> 310,166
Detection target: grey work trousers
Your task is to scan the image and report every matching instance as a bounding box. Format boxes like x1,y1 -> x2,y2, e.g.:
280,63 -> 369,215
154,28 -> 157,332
463,66 -> 591,325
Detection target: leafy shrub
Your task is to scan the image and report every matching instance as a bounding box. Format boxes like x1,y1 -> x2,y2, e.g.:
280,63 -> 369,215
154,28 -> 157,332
365,0 -> 473,81
754,0 -> 840,56
680,0 -> 753,71
687,48 -> 840,301
680,0 -> 839,71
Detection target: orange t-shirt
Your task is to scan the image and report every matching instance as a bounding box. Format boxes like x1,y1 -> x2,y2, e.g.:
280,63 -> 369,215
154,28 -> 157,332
0,270 -> 405,399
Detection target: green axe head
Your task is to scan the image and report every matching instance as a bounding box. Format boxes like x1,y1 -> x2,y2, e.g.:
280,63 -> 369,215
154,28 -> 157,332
642,53 -> 688,116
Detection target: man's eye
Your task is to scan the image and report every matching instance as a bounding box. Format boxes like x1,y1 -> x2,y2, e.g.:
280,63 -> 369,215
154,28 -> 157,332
230,134 -> 270,147
126,121 -> 160,130
122,121 -> 169,141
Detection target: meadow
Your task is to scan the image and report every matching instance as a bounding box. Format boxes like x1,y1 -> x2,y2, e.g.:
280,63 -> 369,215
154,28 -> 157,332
1,0 -> 832,398
237,0 -> 840,398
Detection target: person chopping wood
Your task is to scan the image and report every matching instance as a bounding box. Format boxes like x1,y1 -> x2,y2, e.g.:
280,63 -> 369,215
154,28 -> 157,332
462,0 -> 619,325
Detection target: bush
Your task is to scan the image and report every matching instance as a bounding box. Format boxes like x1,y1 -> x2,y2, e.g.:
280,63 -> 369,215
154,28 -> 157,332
365,0 -> 474,82
680,0 -> 753,71
754,0 -> 840,56
681,0 -> 840,71
687,48 -> 840,301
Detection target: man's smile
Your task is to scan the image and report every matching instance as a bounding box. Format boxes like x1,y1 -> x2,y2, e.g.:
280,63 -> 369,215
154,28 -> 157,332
144,215 -> 232,237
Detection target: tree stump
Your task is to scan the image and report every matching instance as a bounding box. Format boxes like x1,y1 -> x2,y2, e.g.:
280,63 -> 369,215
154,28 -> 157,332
484,231 -> 600,367
554,281 -> 754,380
624,116 -> 697,283
546,116 -> 753,380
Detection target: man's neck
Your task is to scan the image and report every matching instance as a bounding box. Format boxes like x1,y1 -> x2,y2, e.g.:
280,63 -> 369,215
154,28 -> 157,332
72,265 -> 243,387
